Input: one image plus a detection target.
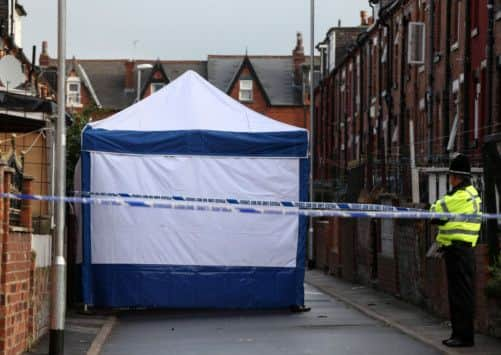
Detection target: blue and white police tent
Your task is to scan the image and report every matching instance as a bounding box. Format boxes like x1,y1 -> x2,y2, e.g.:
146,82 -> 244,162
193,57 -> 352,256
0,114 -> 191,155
80,70 -> 309,309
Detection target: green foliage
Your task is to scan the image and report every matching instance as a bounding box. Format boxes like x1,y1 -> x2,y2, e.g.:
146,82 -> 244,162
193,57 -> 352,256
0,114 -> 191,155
66,106 -> 111,191
486,254 -> 501,299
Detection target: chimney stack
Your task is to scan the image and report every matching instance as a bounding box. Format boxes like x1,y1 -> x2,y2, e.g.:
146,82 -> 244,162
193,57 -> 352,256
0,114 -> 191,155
124,60 -> 135,91
292,32 -> 305,86
360,10 -> 369,26
39,41 -> 49,67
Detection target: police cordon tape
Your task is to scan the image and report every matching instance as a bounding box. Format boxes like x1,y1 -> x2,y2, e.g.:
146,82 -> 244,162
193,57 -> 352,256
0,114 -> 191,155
72,191 -> 422,213
1,192 -> 499,222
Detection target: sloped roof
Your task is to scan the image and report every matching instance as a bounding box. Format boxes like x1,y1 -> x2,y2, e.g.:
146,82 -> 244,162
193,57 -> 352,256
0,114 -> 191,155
43,55 -> 309,110
207,55 -> 304,106
79,60 -> 135,110
45,59 -> 208,111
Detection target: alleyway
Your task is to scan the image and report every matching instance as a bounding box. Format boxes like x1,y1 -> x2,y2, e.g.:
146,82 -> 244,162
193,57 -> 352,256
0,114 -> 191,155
100,284 -> 439,355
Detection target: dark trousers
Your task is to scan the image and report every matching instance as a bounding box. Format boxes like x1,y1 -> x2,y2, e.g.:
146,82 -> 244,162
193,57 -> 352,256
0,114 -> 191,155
443,242 -> 476,342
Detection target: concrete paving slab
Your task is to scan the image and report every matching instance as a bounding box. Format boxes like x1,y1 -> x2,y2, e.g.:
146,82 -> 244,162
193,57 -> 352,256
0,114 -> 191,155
306,270 -> 501,355
101,284 -> 441,355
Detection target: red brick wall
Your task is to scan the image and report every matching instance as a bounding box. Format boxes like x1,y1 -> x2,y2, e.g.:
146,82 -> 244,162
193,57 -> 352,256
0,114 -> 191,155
1,232 -> 32,354
377,255 -> 398,295
28,265 -> 50,344
228,67 -> 307,129
0,165 -> 51,354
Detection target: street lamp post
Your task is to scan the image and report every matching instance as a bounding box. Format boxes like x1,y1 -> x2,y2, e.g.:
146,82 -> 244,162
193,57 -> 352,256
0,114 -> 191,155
136,63 -> 153,102
308,0 -> 315,267
49,0 -> 66,354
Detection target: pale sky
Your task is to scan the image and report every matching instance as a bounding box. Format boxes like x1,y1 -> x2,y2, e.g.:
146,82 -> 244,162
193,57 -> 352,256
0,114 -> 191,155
21,0 -> 369,60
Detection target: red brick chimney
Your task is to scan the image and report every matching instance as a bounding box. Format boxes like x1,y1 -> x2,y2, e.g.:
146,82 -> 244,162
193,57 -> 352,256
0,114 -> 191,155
124,60 -> 135,91
360,10 -> 369,26
292,32 -> 305,86
39,41 -> 49,67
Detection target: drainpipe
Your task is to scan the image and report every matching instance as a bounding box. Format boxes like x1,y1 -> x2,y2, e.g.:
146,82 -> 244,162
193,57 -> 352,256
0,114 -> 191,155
377,27 -> 386,186
379,5 -> 394,192
399,16 -> 409,196
443,0 -> 452,153
359,36 -> 365,166
462,0 -> 471,151
380,21 -> 393,189
427,0 -> 435,161
399,16 -> 407,154
367,41 -> 374,190
486,0 -> 494,135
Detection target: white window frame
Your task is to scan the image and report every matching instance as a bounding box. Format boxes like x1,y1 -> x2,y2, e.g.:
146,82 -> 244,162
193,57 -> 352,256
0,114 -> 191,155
150,82 -> 164,93
66,77 -> 81,107
407,22 -> 426,65
239,79 -> 253,102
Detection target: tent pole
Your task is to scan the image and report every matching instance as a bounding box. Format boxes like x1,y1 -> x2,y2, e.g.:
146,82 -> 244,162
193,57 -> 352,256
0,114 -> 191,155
308,0 -> 315,267
49,0 -> 67,353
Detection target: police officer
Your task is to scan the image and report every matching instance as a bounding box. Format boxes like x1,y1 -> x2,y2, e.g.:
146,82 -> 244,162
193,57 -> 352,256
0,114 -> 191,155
430,153 -> 481,348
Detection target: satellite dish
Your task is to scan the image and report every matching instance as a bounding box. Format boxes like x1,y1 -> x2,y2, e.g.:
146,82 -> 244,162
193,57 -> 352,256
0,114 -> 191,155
0,55 -> 26,90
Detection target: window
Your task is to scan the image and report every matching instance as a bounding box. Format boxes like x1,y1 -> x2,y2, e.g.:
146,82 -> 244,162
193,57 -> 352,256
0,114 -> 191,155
239,79 -> 253,102
408,22 -> 426,64
150,83 -> 164,93
66,77 -> 81,107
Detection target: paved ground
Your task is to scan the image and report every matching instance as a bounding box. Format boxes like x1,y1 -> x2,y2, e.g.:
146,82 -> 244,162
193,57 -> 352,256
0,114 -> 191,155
25,310 -> 110,355
306,270 -> 501,355
101,284 -> 440,355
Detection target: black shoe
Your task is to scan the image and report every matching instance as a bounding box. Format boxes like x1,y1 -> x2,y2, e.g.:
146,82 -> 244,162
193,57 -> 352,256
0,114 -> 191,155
442,338 -> 474,347
289,305 -> 311,313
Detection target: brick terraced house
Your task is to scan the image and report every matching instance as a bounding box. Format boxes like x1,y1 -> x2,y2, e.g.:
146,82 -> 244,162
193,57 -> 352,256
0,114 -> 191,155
41,33 -> 321,129
312,0 -> 501,338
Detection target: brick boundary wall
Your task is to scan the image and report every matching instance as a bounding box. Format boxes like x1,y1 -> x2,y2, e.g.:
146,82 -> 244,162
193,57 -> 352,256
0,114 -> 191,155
0,163 -> 51,354
318,213 -> 501,337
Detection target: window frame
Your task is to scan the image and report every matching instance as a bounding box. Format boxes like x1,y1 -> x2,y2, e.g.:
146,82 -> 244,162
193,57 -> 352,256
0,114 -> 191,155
150,82 -> 164,93
238,79 -> 253,102
66,77 -> 81,107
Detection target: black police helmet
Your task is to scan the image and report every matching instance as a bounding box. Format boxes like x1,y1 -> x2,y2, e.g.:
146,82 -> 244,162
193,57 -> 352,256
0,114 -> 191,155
449,153 -> 471,176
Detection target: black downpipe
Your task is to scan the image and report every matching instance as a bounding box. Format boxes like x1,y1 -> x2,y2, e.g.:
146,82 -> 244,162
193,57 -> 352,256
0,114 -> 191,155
443,0 -> 452,152
462,0 -> 471,151
378,27 -> 386,185
29,45 -> 36,83
367,42 -> 373,190
10,0 -> 14,37
379,3 -> 396,191
399,17 -> 407,151
352,52 -> 357,166
427,0 -> 435,161
359,37 -> 366,164
486,0 -> 494,135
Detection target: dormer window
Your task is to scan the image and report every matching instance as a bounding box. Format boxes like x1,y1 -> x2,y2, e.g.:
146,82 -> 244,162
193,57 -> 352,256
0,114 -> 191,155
151,82 -> 164,93
66,77 -> 81,107
239,79 -> 253,102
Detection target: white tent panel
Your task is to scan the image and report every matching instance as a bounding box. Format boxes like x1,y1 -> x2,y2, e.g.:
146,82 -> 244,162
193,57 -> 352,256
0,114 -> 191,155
90,152 -> 299,267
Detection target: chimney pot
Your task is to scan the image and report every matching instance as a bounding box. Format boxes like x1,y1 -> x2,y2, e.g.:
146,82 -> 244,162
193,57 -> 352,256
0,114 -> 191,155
292,32 -> 306,86
124,60 -> 135,91
360,10 -> 369,26
39,41 -> 49,67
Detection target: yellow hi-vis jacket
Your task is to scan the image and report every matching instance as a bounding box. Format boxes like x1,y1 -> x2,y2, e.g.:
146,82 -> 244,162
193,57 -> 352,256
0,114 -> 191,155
430,184 -> 482,247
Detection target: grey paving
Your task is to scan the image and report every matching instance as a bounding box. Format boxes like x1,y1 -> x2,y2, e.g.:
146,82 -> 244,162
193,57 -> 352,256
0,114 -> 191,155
101,284 -> 440,355
25,311 -> 109,355
306,270 -> 501,355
